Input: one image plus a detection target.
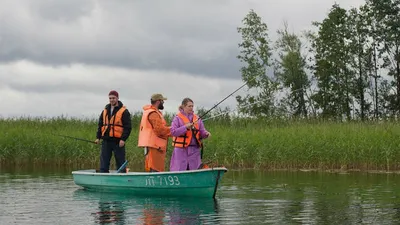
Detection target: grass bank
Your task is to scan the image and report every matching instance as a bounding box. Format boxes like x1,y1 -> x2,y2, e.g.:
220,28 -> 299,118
1,114 -> 399,172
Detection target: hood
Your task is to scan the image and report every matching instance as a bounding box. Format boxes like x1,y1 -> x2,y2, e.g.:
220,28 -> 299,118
142,104 -> 158,111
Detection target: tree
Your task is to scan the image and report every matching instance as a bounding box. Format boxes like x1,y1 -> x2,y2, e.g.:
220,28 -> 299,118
236,9 -> 278,117
365,0 -> 400,115
347,7 -> 373,120
362,3 -> 383,119
311,4 -> 353,120
274,22 -> 310,118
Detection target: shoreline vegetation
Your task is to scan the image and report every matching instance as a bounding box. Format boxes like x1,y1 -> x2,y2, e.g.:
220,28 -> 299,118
1,112 -> 400,173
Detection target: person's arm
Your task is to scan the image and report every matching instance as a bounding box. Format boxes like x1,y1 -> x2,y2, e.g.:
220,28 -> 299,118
96,111 -> 103,139
170,116 -> 187,137
148,112 -> 171,139
121,109 -> 132,141
198,119 -> 210,139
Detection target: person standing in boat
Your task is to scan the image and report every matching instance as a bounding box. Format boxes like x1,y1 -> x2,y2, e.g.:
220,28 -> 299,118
95,90 -> 132,173
138,93 -> 171,172
170,97 -> 211,171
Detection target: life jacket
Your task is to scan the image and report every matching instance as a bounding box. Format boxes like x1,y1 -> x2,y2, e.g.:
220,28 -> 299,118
101,105 -> 126,138
137,105 -> 168,151
172,112 -> 202,148
198,163 -> 209,169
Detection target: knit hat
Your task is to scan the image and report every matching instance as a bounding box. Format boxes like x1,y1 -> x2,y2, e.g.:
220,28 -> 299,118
109,90 -> 119,98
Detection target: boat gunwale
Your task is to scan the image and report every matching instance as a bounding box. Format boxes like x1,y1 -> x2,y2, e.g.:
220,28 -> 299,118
72,167 -> 228,176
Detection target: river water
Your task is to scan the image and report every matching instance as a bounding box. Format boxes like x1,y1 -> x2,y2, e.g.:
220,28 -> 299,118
1,167 -> 400,224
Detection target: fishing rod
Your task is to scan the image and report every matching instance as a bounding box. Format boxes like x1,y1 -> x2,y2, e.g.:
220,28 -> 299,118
54,134 -> 97,144
198,77 -> 256,120
202,112 -> 229,122
202,100 -> 265,122
194,79 -> 253,166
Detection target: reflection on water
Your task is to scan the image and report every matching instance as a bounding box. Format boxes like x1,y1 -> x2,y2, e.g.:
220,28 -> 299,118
218,170 -> 400,224
73,189 -> 220,224
1,166 -> 400,224
93,198 -> 125,224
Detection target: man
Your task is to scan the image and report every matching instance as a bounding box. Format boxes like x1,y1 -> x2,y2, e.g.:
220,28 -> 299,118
138,93 -> 171,172
95,90 -> 132,173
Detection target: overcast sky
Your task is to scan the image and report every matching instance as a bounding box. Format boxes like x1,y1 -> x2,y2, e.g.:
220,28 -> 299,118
0,0 -> 365,119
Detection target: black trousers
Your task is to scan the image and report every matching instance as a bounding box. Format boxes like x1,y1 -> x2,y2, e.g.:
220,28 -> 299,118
99,139 -> 126,173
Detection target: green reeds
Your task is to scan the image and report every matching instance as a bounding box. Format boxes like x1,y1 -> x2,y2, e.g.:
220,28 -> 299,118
1,114 -> 399,172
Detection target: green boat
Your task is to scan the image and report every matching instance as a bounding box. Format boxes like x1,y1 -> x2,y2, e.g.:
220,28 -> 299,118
72,167 -> 228,198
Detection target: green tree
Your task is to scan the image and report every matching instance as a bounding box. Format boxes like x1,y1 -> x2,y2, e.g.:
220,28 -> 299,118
362,3 -> 384,119
311,4 -> 353,120
236,9 -> 278,117
378,79 -> 397,117
274,22 -> 310,118
347,7 -> 373,120
365,0 -> 400,115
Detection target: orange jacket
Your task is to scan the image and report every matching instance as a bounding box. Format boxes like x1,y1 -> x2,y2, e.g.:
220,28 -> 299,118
137,105 -> 169,151
101,106 -> 126,138
172,112 -> 202,148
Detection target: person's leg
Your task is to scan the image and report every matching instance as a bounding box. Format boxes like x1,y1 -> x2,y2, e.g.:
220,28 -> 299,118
144,147 -> 150,172
145,147 -> 167,172
99,140 -> 112,173
145,148 -> 158,172
187,146 -> 202,170
151,148 -> 166,172
113,141 -> 126,172
169,147 -> 188,171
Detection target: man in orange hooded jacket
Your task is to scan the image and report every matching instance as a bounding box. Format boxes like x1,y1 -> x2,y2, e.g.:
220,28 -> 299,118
137,93 -> 171,172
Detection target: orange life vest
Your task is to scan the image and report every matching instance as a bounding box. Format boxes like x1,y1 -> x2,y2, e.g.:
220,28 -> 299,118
137,105 -> 168,151
172,112 -> 202,148
101,106 -> 126,138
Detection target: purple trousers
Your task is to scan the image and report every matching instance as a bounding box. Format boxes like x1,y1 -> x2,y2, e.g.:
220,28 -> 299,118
169,146 -> 201,171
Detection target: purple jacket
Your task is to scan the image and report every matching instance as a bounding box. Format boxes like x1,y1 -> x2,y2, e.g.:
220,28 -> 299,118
170,110 -> 209,147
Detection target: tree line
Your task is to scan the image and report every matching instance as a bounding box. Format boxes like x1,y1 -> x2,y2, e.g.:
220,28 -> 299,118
235,0 -> 400,121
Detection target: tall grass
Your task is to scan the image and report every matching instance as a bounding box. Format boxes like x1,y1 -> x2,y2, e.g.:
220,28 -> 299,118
1,113 -> 400,172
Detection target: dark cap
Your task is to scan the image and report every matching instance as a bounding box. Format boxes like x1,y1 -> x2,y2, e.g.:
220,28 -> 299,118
109,90 -> 119,98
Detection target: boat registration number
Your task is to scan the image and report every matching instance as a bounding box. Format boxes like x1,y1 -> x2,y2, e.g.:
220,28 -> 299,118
145,175 -> 180,186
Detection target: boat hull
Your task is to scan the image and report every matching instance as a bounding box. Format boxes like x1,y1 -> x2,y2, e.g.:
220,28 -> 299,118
72,167 -> 227,198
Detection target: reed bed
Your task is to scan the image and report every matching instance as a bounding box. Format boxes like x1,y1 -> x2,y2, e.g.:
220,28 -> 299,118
1,113 -> 400,172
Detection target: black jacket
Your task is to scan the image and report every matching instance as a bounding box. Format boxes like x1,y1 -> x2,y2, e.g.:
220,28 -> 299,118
96,101 -> 132,142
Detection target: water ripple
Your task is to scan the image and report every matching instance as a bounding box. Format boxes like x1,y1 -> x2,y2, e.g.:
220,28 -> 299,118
1,171 -> 400,224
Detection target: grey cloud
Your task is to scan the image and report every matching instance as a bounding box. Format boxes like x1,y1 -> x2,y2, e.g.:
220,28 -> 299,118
31,0 -> 95,22
0,0 -> 367,119
0,0 -> 365,80
0,45 -> 242,79
0,0 -> 244,79
0,64 -> 245,118
6,82 -> 99,95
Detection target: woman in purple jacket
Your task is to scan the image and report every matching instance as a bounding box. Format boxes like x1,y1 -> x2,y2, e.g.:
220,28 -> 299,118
169,98 -> 211,171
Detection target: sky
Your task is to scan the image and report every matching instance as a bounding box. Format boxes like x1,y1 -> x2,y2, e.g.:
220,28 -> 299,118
0,0 -> 365,119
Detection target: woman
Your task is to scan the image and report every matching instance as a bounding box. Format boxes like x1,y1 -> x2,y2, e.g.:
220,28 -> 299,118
170,98 -> 211,171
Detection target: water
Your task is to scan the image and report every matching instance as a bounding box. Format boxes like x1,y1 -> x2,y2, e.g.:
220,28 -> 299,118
1,167 -> 400,224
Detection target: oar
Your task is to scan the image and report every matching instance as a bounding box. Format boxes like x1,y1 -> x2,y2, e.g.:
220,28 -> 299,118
117,160 -> 128,173
54,134 -> 97,144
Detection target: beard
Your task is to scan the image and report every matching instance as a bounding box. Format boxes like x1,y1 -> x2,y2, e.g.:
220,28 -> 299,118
158,103 -> 164,110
